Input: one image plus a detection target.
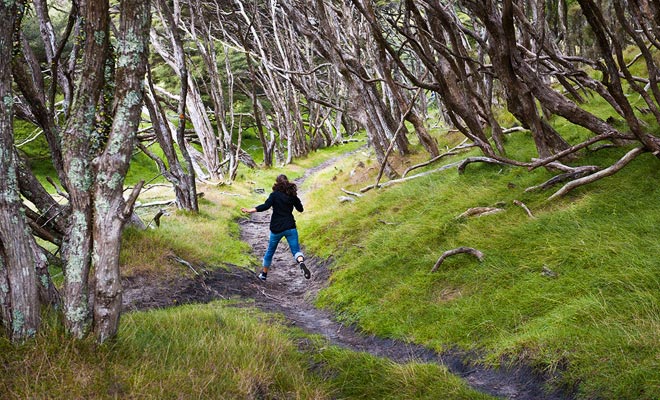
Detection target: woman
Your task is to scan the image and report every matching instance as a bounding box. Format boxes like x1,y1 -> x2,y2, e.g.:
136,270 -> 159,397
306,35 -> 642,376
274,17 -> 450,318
241,174 -> 310,281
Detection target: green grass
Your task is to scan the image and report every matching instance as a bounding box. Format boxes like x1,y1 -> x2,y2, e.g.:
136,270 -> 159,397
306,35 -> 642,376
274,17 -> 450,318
302,335 -> 495,400
298,132 -> 660,399
2,137 -> 497,399
0,304 -> 328,399
0,302 -> 491,399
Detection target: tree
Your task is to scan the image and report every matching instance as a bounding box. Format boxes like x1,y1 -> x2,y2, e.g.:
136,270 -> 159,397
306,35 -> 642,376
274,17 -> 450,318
5,0 -> 151,342
0,0 -> 40,342
92,0 -> 151,343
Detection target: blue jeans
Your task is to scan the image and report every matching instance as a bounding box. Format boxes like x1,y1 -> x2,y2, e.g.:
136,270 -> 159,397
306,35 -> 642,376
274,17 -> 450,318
263,228 -> 304,267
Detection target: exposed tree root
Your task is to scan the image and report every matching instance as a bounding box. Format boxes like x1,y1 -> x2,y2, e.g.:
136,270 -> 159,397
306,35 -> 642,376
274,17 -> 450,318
456,207 -> 505,219
548,147 -> 646,200
513,200 -> 535,218
431,247 -> 485,272
457,157 -> 510,174
525,165 -> 600,192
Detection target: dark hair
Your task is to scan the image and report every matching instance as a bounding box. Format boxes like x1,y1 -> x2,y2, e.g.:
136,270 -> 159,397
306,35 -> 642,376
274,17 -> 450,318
273,174 -> 297,197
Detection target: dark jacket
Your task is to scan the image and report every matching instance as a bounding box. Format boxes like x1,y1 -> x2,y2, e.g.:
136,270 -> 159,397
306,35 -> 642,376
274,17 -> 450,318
255,191 -> 304,233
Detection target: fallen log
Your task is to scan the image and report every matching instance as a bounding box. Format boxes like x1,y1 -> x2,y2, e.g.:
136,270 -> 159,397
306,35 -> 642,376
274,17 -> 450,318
431,247 -> 484,272
403,138 -> 469,177
341,188 -> 363,197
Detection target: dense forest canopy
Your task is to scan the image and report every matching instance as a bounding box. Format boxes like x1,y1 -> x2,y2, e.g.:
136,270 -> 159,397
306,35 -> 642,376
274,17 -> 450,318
1,0 -> 659,344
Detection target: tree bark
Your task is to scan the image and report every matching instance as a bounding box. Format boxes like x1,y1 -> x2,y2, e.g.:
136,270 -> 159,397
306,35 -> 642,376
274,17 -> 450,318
92,0 -> 150,343
0,0 -> 40,341
143,71 -> 198,211
59,0 -> 110,338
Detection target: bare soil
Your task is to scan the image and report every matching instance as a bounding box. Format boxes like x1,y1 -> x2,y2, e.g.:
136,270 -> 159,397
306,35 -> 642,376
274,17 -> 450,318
122,156 -> 576,400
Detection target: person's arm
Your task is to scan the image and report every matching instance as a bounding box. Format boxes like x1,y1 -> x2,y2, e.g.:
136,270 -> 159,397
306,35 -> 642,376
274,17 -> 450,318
294,196 -> 303,212
241,193 -> 274,214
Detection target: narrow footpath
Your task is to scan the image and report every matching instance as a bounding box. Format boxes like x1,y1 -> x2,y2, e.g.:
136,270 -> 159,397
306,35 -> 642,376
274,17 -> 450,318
235,158 -> 573,400
123,155 -> 574,400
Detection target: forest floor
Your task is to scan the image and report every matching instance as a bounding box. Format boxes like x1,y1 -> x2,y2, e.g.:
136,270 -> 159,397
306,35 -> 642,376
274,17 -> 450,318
122,156 -> 574,400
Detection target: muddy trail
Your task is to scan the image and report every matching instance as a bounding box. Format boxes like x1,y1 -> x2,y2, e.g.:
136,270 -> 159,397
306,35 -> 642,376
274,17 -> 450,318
123,156 -> 575,400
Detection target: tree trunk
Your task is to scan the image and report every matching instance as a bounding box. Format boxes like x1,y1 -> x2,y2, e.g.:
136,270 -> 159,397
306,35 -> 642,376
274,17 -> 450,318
0,1 -> 40,341
152,0 -> 220,182
142,80 -> 197,211
92,0 -> 150,343
59,0 -> 110,338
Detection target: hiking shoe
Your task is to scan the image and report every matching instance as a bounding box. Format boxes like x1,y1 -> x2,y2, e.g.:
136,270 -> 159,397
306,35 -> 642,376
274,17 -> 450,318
299,262 -> 311,279
258,272 -> 267,281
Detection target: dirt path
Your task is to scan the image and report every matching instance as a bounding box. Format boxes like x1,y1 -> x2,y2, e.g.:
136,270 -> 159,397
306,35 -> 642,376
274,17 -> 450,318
123,155 -> 574,400
236,158 -> 573,400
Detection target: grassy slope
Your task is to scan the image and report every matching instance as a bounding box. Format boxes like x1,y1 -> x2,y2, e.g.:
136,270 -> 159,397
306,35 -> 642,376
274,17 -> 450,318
298,132 -> 660,399
2,140 -> 491,399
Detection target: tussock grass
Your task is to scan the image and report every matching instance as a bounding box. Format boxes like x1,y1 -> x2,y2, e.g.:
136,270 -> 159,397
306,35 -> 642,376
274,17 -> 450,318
0,303 -> 329,399
298,132 -> 660,399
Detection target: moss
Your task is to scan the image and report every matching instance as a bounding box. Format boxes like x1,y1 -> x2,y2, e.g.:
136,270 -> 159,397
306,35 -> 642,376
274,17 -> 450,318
94,30 -> 105,46
65,304 -> 88,325
117,30 -> 146,68
67,159 -> 92,191
40,274 -> 49,289
108,172 -> 123,190
95,197 -> 110,215
66,210 -> 89,284
124,90 -> 142,108
11,309 -> 24,335
2,95 -> 14,109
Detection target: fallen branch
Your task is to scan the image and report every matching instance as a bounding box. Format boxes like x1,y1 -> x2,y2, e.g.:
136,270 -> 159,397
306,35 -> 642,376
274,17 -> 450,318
456,207 -> 504,219
341,188 -> 363,197
378,219 -> 398,225
457,157 -> 510,174
135,199 -> 176,208
338,196 -> 355,203
548,147 -> 646,200
431,247 -> 484,272
527,132 -> 634,171
524,165 -> 600,192
169,254 -> 200,276
145,208 -> 168,229
589,143 -> 617,152
360,161 -> 462,192
513,200 -> 535,218
502,126 -> 526,134
403,138 -> 469,177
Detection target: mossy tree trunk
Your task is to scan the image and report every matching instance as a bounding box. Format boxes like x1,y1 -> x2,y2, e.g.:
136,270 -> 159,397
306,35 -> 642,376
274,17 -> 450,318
59,0 -> 110,338
92,0 -> 150,343
0,0 -> 40,342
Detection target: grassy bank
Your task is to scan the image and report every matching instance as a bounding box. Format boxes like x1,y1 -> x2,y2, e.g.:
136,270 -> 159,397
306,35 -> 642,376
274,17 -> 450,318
1,302 -> 491,399
4,139 -> 494,399
298,132 -> 660,399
